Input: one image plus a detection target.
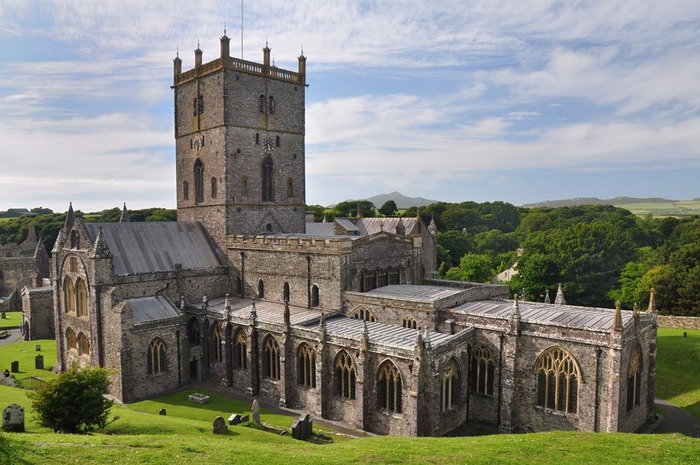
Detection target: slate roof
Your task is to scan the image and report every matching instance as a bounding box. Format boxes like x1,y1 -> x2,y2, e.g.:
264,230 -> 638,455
84,222 -> 222,275
129,295 -> 181,326
304,222 -> 337,236
208,297 -> 322,326
453,300 -> 633,331
361,285 -> 465,303
304,217 -> 420,238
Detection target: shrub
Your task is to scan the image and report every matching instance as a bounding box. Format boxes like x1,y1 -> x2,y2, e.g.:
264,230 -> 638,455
28,366 -> 116,433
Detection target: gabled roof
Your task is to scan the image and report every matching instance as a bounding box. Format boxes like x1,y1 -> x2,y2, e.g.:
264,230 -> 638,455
84,222 -> 222,275
355,217 -> 418,235
128,295 -> 181,326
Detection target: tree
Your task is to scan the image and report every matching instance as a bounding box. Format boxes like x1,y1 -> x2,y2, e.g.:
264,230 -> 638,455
28,366 -> 116,433
445,253 -> 494,283
378,200 -> 398,217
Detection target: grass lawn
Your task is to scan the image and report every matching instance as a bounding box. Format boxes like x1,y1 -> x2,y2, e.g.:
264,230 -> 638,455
656,328 -> 700,419
0,338 -> 58,388
0,310 -> 23,331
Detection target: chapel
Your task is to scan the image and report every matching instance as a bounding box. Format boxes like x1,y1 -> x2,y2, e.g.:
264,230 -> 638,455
51,34 -> 656,436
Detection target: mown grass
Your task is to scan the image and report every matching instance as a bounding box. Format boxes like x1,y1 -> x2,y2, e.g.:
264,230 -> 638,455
656,328 -> 700,419
0,338 -> 57,388
618,199 -> 700,217
0,310 -> 23,331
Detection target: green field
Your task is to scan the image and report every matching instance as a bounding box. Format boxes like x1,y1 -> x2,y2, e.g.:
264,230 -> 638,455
0,329 -> 698,464
0,311 -> 23,331
614,199 -> 700,217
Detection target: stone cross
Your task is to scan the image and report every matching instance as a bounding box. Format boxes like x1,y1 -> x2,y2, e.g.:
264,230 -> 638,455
2,404 -> 25,432
251,399 -> 261,425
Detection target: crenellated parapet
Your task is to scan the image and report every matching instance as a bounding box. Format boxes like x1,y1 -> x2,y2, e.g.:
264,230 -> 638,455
227,234 -> 354,253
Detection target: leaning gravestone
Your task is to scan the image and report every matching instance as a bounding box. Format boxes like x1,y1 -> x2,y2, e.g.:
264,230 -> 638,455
35,355 -> 44,369
212,416 -> 228,434
291,420 -> 303,440
10,361 -> 18,373
251,399 -> 261,425
228,413 -> 242,425
2,404 -> 25,432
300,413 -> 313,438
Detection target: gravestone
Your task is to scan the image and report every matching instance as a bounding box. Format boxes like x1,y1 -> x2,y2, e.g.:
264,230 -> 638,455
36,344 -> 41,351
159,409 -> 167,416
188,393 -> 210,404
212,416 -> 228,434
240,414 -> 249,423
1,312 -> 5,319
291,420 -> 303,440
35,355 -> 44,370
2,404 -> 25,432
251,399 -> 260,425
300,413 -> 313,438
228,413 -> 242,425
10,361 -> 18,373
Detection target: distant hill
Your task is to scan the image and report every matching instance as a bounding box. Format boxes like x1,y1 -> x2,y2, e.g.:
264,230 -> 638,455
522,197 -> 678,208
350,192 -> 439,209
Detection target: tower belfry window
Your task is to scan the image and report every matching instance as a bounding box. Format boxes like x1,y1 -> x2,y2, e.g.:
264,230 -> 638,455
262,157 -> 274,202
269,96 -> 276,114
259,94 -> 265,113
194,159 -> 204,204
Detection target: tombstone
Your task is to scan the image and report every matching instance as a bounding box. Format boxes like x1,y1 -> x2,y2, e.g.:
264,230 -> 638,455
212,416 -> 228,434
2,404 -> 25,432
240,414 -> 249,423
228,413 -> 242,426
159,409 -> 167,416
10,361 -> 18,373
35,355 -> 44,370
36,344 -> 41,351
291,420 -> 303,440
1,312 -> 5,319
251,399 -> 261,425
300,413 -> 313,438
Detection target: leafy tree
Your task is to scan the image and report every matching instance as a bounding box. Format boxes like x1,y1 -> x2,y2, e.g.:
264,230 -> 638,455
378,200 -> 398,217
305,204 -> 327,222
437,230 -> 474,269
333,200 -> 376,218
28,366 -> 116,434
445,253 -> 494,283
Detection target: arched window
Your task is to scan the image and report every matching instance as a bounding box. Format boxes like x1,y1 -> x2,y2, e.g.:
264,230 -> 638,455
402,317 -> 417,329
236,276 -> 243,295
211,177 -> 217,198
535,347 -> 581,414
388,267 -> 400,285
77,332 -> 90,356
283,282 -> 290,302
263,336 -> 280,380
258,94 -> 265,113
242,176 -> 249,196
66,327 -> 77,351
183,181 -> 189,200
258,279 -> 265,299
350,307 -> 376,322
378,361 -> 402,413
335,350 -> 356,400
148,338 -> 166,374
262,157 -> 274,201
627,345 -> 643,410
377,268 -> 389,287
471,345 -> 495,396
268,96 -> 275,114
75,278 -> 88,317
187,317 -> 201,345
297,343 -> 316,388
63,277 -> 75,313
210,322 -> 223,362
194,159 -> 204,204
441,359 -> 459,411
311,285 -> 320,307
361,269 -> 377,292
233,329 -> 247,369
287,177 -> 294,198
70,230 -> 80,249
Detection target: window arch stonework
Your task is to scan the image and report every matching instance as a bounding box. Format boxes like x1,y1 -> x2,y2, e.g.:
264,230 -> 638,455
66,327 -> 77,351
297,343 -> 316,388
441,359 -> 460,411
262,157 -> 274,202
210,322 -> 223,362
148,338 -> 166,374
627,344 -> 643,410
350,307 -> 376,322
377,361 -> 402,413
335,350 -> 356,400
77,332 -> 90,357
471,345 -> 495,396
263,335 -> 280,380
534,347 -> 581,414
63,277 -> 75,314
194,159 -> 204,204
75,278 -> 88,317
187,317 -> 201,345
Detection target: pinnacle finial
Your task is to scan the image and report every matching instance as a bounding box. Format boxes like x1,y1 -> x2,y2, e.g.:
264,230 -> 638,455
224,23 -> 227,36
647,288 -> 656,313
554,283 -> 566,306
612,300 -> 623,331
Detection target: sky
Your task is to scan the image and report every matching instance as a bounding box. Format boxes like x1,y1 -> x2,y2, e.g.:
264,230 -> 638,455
1,1 -> 699,213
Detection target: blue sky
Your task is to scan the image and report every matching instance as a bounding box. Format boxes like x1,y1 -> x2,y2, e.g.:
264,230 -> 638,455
1,1 -> 699,213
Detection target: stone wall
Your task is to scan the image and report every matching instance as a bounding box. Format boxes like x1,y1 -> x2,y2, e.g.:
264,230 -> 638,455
657,315 -> 700,329
21,286 -> 54,340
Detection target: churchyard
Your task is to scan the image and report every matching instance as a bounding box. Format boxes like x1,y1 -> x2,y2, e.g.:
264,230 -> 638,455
1,329 -> 699,464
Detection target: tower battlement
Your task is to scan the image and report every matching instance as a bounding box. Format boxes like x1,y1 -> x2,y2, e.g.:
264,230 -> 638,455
227,234 -> 353,253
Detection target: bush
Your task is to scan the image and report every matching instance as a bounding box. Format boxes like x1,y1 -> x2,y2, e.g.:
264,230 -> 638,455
28,366 -> 116,433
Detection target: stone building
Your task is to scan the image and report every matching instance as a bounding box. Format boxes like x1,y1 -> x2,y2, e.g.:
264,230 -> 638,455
52,34 -> 656,436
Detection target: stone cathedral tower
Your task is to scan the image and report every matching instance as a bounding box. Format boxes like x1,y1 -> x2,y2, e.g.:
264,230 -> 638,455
173,33 -> 307,249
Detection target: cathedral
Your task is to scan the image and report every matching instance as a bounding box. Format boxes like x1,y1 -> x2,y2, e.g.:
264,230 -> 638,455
51,34 -> 657,436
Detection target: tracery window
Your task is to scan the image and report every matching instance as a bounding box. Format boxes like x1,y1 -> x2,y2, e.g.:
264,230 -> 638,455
187,317 -> 201,345
77,332 -> 90,356
388,266 -> 400,285
377,361 -> 402,413
335,350 -> 356,400
69,256 -> 78,272
63,277 -> 75,313
148,338 -> 166,374
350,307 -> 376,322
627,345 -> 643,410
535,347 -> 581,414
441,359 -> 459,411
297,343 -> 316,388
233,329 -> 247,369
194,159 -> 204,204
66,327 -> 77,351
75,278 -> 88,317
262,157 -> 274,202
377,268 -> 389,287
402,317 -> 417,329
263,336 -> 280,380
470,345 -> 495,396
360,269 -> 376,292
311,285 -> 320,307
210,322 -> 223,362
